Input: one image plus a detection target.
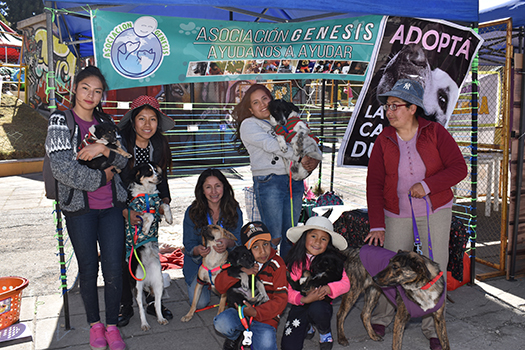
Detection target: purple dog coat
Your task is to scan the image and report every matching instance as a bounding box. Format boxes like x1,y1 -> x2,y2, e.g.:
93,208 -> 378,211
360,245 -> 446,318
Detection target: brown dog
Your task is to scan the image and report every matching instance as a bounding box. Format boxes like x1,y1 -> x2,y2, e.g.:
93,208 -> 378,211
180,225 -> 236,322
336,245 -> 449,350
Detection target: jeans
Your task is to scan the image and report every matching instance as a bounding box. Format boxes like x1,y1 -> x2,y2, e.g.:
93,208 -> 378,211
186,275 -> 211,310
65,207 -> 124,325
253,174 -> 303,259
214,308 -> 278,350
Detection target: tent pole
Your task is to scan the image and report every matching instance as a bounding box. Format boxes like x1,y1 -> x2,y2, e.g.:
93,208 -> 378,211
469,31 -> 479,285
330,80 -> 337,192
46,0 -> 71,330
317,79 -> 325,194
509,27 -> 525,280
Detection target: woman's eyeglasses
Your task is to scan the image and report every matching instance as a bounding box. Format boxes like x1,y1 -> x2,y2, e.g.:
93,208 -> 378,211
383,103 -> 409,111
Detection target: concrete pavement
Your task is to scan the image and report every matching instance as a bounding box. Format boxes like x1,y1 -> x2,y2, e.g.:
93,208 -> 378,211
1,166 -> 525,350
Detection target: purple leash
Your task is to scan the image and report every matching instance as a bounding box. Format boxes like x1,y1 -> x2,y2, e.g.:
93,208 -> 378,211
408,193 -> 434,261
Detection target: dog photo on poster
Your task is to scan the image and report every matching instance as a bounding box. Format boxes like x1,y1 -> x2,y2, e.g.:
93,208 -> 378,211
338,16 -> 483,167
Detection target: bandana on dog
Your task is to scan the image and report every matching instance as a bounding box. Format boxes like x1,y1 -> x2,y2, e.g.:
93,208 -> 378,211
273,116 -> 319,144
125,193 -> 162,257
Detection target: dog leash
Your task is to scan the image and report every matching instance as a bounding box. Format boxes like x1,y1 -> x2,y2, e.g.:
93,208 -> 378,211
128,211 -> 147,281
408,193 -> 434,261
238,274 -> 256,349
289,162 -> 295,227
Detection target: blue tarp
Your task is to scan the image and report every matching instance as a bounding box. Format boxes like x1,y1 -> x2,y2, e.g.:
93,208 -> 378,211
54,0 -> 479,23
52,0 -> 479,58
480,0 -> 525,27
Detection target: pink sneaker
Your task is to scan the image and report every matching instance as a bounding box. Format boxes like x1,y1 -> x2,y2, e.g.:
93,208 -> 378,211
105,325 -> 126,350
89,323 -> 107,350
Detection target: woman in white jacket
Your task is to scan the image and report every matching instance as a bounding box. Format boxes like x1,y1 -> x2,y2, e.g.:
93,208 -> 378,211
232,84 -> 319,259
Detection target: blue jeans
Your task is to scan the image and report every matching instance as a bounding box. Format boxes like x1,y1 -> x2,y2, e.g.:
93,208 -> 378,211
186,275 -> 211,310
214,308 -> 278,350
65,207 -> 124,325
253,174 -> 303,259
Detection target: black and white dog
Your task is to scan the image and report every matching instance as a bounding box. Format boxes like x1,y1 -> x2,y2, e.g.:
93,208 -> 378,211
226,246 -> 269,307
78,122 -> 132,170
268,99 -> 322,181
127,162 -> 173,331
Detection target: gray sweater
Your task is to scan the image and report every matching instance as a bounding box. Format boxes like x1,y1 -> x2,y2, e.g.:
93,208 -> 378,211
240,117 -> 299,177
45,111 -> 128,216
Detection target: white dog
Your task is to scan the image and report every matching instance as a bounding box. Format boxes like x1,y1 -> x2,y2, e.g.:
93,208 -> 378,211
126,162 -> 173,331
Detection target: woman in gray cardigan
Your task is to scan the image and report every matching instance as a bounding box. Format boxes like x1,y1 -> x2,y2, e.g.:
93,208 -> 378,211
45,66 -> 128,350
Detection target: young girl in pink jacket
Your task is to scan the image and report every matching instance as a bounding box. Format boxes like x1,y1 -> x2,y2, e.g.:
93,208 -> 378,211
281,216 -> 349,350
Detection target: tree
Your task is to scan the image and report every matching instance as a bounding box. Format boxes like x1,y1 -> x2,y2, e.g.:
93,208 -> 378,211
0,0 -> 44,28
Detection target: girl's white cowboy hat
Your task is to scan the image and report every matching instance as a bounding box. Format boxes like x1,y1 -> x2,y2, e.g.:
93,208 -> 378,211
287,216 -> 347,250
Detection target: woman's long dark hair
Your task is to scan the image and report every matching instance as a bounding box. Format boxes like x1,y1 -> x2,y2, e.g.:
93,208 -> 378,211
232,84 -> 273,153
120,105 -> 172,171
188,168 -> 240,233
71,65 -> 111,121
285,229 -> 341,271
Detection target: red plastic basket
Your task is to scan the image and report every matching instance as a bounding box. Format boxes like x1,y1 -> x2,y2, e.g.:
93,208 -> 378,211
0,277 -> 29,330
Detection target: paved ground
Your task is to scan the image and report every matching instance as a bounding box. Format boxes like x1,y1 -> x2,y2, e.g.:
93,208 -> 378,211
1,163 -> 525,349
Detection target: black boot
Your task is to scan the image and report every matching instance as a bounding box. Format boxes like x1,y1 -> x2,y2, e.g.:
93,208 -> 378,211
145,292 -> 173,319
117,304 -> 134,327
223,335 -> 241,350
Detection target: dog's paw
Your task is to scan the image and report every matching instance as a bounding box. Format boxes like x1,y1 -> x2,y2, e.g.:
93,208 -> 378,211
240,274 -> 250,290
180,314 -> 193,322
141,323 -> 151,331
337,335 -> 350,347
157,317 -> 169,325
161,203 -> 173,225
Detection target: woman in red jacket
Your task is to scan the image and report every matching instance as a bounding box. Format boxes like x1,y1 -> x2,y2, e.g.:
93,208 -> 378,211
364,79 -> 467,350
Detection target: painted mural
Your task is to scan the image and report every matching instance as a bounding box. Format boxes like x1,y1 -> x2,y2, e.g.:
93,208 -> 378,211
22,26 -> 77,113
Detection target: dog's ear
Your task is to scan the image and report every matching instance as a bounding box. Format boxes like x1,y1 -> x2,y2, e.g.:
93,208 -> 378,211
133,166 -> 143,184
410,253 -> 432,280
286,101 -> 299,113
221,227 -> 238,241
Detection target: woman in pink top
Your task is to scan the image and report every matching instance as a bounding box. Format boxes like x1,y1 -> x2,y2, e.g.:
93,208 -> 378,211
281,216 -> 349,350
365,79 -> 467,350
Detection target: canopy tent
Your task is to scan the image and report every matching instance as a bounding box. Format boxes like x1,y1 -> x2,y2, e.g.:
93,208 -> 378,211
479,0 -> 525,27
0,21 -> 22,64
51,0 -> 479,58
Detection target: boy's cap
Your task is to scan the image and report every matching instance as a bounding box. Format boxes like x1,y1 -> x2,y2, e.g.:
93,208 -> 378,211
241,221 -> 272,249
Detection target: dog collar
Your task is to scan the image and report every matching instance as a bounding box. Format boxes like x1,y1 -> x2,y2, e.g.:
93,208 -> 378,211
421,271 -> 443,290
201,263 -> 231,286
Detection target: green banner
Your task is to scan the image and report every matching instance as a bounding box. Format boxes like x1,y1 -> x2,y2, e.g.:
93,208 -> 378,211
92,10 -> 383,89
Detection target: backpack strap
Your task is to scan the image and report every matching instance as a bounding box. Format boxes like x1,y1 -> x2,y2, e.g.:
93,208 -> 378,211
63,109 -> 76,139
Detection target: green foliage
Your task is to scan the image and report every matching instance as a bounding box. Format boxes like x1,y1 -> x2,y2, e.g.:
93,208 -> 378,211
1,0 -> 44,28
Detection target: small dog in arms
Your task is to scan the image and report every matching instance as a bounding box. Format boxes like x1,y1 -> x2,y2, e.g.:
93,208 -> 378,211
181,225 -> 237,322
78,122 -> 132,170
268,99 -> 322,181
126,162 -> 173,331
225,245 -> 269,307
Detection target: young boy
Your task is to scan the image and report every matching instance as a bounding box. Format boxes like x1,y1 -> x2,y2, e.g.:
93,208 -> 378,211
214,221 -> 288,350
